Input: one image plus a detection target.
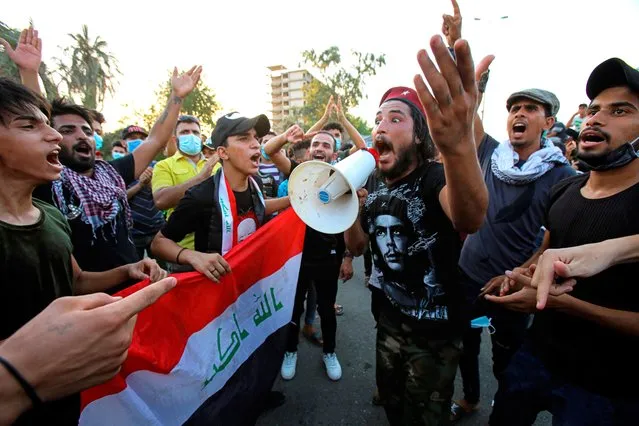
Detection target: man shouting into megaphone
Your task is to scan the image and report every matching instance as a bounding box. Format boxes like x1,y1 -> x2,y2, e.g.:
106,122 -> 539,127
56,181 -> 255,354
345,35 -> 492,425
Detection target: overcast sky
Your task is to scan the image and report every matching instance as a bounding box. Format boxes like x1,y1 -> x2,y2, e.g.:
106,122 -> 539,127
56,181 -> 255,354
4,0 -> 639,140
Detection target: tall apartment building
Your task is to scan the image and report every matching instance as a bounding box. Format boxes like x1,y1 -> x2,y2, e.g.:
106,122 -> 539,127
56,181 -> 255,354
268,65 -> 315,131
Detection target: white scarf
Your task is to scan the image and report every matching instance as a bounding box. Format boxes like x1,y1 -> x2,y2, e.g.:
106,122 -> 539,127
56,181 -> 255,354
491,139 -> 568,185
218,168 -> 265,255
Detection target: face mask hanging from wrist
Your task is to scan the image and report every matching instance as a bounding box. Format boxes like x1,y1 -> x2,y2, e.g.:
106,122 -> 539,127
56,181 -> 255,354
577,136 -> 639,171
178,134 -> 203,156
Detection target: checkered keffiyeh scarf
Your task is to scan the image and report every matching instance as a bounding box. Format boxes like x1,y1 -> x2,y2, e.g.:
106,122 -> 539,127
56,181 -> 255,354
52,160 -> 132,237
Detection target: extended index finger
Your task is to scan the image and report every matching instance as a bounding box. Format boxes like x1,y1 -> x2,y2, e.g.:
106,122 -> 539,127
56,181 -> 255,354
451,0 -> 461,17
101,277 -> 177,320
531,254 -> 555,310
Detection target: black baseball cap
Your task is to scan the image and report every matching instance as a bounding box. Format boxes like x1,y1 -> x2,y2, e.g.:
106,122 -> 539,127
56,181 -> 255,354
210,112 -> 270,148
586,58 -> 639,100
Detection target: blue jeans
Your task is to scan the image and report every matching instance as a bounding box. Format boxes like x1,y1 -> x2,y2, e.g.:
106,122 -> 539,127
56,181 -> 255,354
490,343 -> 639,426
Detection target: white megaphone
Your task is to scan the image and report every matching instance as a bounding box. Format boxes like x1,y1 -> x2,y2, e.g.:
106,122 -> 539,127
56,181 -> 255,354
288,148 -> 378,234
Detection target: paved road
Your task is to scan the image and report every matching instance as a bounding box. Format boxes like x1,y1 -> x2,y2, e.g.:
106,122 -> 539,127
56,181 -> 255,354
259,257 -> 550,426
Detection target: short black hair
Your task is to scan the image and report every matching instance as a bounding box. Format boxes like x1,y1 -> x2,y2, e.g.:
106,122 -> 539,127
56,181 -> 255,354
90,109 -> 105,124
322,122 -> 344,134
313,130 -> 338,151
175,115 -> 201,135
292,139 -> 310,154
0,77 -> 50,126
112,141 -> 126,149
579,103 -> 588,108
51,98 -> 93,128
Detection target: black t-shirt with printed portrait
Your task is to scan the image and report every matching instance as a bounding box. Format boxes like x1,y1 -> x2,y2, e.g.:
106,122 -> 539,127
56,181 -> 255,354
361,161 -> 463,334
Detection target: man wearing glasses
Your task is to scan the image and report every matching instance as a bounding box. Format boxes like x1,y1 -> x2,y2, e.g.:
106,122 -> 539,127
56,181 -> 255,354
152,115 -> 221,271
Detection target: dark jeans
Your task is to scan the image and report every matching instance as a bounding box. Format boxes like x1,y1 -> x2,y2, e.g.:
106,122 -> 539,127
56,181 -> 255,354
490,343 -> 639,426
458,269 -> 530,404
287,262 -> 340,354
370,286 -> 384,323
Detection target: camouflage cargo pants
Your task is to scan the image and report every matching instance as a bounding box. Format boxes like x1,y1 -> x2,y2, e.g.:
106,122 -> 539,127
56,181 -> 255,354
376,310 -> 462,426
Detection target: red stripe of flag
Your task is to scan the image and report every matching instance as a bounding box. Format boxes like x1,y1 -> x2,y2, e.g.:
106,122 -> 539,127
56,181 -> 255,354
81,208 -> 305,408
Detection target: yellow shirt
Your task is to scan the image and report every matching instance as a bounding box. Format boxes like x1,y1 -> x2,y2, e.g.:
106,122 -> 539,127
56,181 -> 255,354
152,152 -> 221,249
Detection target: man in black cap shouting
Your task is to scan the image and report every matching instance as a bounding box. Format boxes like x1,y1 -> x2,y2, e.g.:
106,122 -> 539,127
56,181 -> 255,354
151,112 -> 290,279
486,57 -> 639,425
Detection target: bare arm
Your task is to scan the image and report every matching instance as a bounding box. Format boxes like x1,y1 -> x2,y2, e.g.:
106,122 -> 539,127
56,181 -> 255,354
345,189 -> 370,256
307,95 -> 335,133
126,182 -> 144,200
552,295 -> 639,337
566,112 -> 579,129
263,124 -> 306,176
265,197 -> 290,215
131,66 -> 202,178
152,157 -> 217,210
1,27 -> 44,96
72,256 -> 166,295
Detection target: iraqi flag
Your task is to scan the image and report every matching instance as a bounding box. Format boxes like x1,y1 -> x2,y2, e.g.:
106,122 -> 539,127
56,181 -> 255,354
80,208 -> 306,425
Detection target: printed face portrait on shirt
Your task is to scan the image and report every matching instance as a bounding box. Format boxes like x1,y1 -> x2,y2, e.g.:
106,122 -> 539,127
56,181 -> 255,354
374,214 -> 408,272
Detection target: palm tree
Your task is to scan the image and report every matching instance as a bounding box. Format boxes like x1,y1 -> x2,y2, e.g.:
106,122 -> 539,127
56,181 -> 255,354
56,25 -> 120,109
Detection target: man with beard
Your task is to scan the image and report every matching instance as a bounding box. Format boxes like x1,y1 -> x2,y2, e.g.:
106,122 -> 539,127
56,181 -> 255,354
485,57 -> 639,425
31,67 -> 202,284
263,127 -> 358,381
345,34 -> 490,424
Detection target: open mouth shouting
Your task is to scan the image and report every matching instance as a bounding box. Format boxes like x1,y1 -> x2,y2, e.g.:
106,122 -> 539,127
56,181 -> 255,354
375,135 -> 394,165
312,152 -> 327,162
579,129 -> 608,149
73,141 -> 93,159
249,152 -> 261,168
46,147 -> 63,172
511,121 -> 527,139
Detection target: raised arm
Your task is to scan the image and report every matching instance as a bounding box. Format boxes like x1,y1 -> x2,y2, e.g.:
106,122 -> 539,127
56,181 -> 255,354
1,27 -> 44,96
307,95 -> 335,133
131,66 -> 202,178
414,36 -> 490,233
263,124 -> 306,177
153,155 -> 218,210
333,97 -> 367,155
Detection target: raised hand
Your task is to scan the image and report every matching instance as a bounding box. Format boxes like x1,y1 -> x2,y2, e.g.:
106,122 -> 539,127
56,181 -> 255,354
413,36 -> 492,156
283,124 -> 306,144
171,65 -> 203,99
323,95 -> 335,119
139,167 -> 153,186
335,96 -> 347,123
442,0 -> 462,48
0,27 -> 42,72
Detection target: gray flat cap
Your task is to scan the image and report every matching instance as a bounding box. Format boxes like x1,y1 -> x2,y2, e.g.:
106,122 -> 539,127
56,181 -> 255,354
506,89 -> 560,117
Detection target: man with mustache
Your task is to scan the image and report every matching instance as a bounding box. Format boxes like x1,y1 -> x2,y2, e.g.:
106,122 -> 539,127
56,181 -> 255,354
485,57 -> 639,425
438,4 -> 576,420
345,34 -> 490,424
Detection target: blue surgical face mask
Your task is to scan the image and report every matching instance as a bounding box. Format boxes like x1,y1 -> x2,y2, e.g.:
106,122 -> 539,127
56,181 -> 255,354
178,134 -> 202,156
94,132 -> 103,151
127,139 -> 144,153
334,137 -> 341,151
470,316 -> 495,334
112,151 -> 126,160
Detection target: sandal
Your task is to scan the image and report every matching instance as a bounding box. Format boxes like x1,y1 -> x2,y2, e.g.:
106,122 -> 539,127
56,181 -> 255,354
450,401 -> 479,423
334,304 -> 344,316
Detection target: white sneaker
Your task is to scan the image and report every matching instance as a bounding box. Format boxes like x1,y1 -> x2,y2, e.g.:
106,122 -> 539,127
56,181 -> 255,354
281,352 -> 297,380
322,353 -> 342,381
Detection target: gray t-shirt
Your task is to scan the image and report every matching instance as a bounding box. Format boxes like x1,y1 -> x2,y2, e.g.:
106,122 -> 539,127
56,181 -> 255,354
459,135 -> 575,286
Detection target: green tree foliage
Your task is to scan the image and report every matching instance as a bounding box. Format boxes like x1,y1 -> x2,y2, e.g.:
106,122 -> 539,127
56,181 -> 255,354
0,21 -> 59,100
130,71 -> 221,135
297,46 -> 385,133
55,25 -> 120,109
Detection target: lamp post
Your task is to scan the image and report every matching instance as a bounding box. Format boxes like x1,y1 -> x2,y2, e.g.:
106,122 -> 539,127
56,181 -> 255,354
472,16 -> 509,121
